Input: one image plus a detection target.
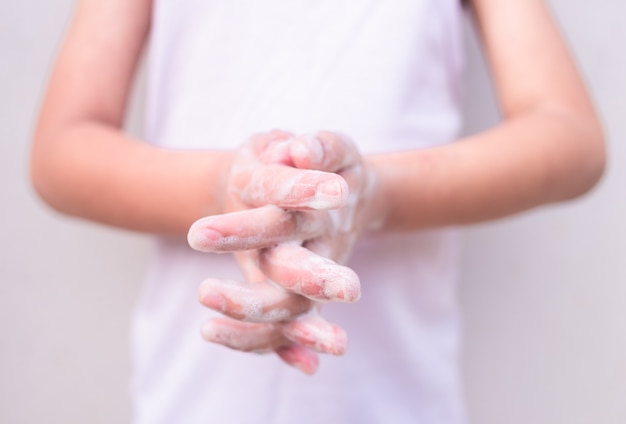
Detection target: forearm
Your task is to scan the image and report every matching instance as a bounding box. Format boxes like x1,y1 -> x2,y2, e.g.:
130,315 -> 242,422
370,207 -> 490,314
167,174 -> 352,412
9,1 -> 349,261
368,106 -> 605,231
31,122 -> 232,235
364,0 -> 603,232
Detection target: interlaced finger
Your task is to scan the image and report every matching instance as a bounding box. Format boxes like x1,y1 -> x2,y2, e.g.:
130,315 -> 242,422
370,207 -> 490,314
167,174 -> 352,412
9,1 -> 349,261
202,317 -> 321,374
258,243 -> 361,302
290,131 -> 362,173
188,205 -> 328,252
201,317 -> 287,353
281,309 -> 349,356
198,278 -> 313,323
234,164 -> 349,210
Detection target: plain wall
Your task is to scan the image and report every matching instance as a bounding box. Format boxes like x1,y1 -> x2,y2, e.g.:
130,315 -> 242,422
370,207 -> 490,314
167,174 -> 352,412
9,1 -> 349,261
1,1 -> 624,423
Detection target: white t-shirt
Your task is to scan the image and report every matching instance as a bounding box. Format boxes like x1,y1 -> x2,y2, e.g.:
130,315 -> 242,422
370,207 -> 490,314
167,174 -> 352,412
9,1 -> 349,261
132,1 -> 467,423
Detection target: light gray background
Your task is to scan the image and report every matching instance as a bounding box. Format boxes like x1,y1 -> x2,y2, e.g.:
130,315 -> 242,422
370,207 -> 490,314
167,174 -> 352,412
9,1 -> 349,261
1,1 -> 624,423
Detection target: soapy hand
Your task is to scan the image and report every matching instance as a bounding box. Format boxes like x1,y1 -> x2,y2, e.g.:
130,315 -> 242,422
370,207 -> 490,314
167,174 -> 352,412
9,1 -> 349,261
191,130 -> 378,267
188,130 -> 379,373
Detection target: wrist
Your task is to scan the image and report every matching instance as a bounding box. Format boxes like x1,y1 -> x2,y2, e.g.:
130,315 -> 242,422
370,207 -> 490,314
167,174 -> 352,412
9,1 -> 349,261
359,158 -> 392,234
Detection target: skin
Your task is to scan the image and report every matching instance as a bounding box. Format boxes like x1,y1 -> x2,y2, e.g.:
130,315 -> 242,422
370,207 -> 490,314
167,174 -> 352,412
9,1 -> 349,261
189,130 -> 371,367
31,0 -> 606,373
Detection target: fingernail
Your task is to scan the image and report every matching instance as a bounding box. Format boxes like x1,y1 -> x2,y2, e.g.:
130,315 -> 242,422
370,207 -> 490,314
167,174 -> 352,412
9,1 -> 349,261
314,324 -> 348,356
277,345 -> 319,375
318,178 -> 342,196
305,178 -> 347,210
199,286 -> 227,312
321,267 -> 361,303
283,321 -> 348,356
188,226 -> 223,251
200,322 -> 218,342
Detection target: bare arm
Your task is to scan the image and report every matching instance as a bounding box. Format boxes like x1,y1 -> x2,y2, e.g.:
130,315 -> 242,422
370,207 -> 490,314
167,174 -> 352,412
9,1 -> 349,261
368,0 -> 605,230
31,0 -> 232,234
32,0 -> 603,235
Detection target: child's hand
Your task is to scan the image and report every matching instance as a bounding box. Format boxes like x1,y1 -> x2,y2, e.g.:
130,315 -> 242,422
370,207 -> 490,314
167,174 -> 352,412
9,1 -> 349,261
190,130 -> 379,283
188,130 -> 380,373
198,306 -> 348,375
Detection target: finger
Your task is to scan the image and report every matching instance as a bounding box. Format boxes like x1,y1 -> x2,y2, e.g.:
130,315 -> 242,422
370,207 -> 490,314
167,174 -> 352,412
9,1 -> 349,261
275,344 -> 319,375
198,278 -> 313,322
225,130 -> 294,191
234,163 -> 349,210
256,130 -> 294,166
188,205 -> 327,252
290,131 -> 361,173
259,243 -> 361,302
202,317 -> 321,375
201,317 -> 287,353
233,250 -> 266,283
252,129 -> 295,165
281,311 -> 349,356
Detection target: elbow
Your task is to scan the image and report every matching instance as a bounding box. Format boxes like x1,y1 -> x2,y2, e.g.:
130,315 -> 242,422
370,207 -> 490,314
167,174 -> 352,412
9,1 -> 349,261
30,132 -> 70,215
30,138 -> 55,210
558,111 -> 607,201
581,123 -> 606,195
